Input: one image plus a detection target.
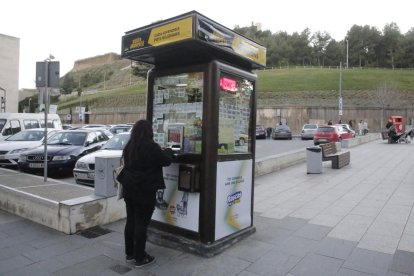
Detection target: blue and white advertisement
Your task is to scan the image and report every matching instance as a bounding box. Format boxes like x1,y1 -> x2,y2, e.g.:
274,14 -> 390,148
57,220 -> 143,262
215,159 -> 253,240
152,163 -> 200,232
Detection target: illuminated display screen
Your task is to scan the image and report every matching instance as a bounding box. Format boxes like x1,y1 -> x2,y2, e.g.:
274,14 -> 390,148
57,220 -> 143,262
219,77 -> 237,93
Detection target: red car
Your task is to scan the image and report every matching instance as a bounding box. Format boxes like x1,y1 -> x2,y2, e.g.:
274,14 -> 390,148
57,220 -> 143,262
313,125 -> 341,145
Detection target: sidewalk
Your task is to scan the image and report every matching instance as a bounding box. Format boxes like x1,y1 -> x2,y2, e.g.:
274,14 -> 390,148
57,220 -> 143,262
1,139 -> 414,275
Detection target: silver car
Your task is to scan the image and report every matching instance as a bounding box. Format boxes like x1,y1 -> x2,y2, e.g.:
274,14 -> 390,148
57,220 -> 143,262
301,124 -> 318,140
73,132 -> 130,186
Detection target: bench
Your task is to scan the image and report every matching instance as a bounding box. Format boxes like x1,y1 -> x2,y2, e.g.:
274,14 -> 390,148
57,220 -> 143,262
320,142 -> 350,169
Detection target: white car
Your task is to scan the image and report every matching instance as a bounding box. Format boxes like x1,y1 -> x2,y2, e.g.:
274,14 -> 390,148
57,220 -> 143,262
0,128 -> 60,167
73,132 -> 130,186
334,124 -> 356,137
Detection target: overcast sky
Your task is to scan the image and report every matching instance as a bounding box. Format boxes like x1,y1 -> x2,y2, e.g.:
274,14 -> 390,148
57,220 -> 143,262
2,0 -> 413,89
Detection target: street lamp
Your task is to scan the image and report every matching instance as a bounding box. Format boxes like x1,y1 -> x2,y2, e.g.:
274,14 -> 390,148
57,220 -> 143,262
0,86 -> 6,112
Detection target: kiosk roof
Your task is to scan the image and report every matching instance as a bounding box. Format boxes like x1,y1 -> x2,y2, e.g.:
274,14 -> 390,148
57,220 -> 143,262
121,11 -> 266,70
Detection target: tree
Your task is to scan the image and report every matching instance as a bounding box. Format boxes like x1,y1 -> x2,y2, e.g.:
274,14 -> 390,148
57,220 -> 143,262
311,31 -> 332,66
370,82 -> 402,129
60,75 -> 76,94
288,29 -> 312,66
347,25 -> 381,67
396,28 -> 414,67
381,23 -> 402,69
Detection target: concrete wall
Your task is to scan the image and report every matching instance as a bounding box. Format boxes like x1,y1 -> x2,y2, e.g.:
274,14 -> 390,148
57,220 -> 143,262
58,105 -> 414,133
257,106 -> 414,134
0,34 -> 20,112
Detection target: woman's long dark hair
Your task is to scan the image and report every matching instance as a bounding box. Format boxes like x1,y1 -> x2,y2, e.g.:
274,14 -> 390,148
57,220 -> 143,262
124,120 -> 153,163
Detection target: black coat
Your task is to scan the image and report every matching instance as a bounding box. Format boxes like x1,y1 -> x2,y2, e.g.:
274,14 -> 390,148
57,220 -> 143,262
121,140 -> 174,201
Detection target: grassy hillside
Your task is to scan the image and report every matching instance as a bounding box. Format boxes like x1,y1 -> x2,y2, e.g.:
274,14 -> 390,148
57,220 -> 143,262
257,67 -> 414,92
55,66 -> 414,111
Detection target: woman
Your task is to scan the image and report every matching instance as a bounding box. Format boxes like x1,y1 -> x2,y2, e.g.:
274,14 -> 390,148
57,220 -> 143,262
121,120 -> 174,268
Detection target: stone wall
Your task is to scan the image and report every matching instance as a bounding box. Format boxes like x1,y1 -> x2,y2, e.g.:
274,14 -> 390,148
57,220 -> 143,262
58,105 -> 414,133
72,53 -> 121,72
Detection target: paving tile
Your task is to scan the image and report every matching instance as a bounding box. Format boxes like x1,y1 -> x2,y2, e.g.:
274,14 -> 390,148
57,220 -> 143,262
376,205 -> 412,225
277,216 -> 308,231
0,243 -> 36,260
309,214 -> 343,227
343,247 -> 393,276
2,258 -> 67,276
336,268 -> 373,275
235,271 -> 263,276
0,255 -> 34,274
397,234 -> 414,253
290,207 -> 323,220
224,236 -> 273,262
22,239 -> 87,262
328,214 -> 375,242
292,223 -> 331,241
389,250 -> 414,275
315,237 -> 357,260
252,224 -> 294,245
245,249 -> 301,276
358,233 -> 400,254
290,253 -> 343,276
366,220 -> 405,238
276,236 -> 319,258
150,252 -> 251,276
386,271 -> 411,276
53,254 -> 123,276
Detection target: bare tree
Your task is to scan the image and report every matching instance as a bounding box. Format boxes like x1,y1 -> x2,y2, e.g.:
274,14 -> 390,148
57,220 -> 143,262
371,82 -> 402,129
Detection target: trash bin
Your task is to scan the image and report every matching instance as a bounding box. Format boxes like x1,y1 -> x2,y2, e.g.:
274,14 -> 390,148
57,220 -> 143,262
306,146 -> 322,174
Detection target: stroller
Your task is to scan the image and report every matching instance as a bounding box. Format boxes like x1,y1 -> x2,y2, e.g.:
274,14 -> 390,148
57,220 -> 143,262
399,128 -> 414,143
385,125 -> 414,143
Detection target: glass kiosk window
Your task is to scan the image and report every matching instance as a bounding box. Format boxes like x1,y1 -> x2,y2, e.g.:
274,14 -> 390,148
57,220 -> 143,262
218,75 -> 253,154
152,72 -> 203,154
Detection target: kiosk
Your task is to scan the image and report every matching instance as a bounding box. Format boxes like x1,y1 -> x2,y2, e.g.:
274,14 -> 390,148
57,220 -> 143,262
121,11 -> 266,256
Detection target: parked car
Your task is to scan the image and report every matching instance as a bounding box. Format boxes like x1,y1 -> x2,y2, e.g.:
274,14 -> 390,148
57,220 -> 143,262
62,124 -> 73,130
18,129 -> 110,175
109,124 -> 132,135
313,125 -> 342,145
73,132 -> 130,186
335,124 -> 356,138
301,124 -> 318,140
272,124 -> 292,140
0,128 -> 60,167
256,124 -> 266,139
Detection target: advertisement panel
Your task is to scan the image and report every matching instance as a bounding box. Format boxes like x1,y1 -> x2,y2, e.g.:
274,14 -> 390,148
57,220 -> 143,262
215,159 -> 252,240
152,164 -> 200,232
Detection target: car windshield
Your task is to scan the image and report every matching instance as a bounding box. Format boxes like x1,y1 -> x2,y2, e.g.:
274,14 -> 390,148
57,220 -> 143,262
304,124 -> 317,129
0,119 -> 6,132
317,127 -> 334,132
256,125 -> 264,130
6,130 -> 44,141
47,132 -> 87,146
276,125 -> 290,131
102,134 -> 130,150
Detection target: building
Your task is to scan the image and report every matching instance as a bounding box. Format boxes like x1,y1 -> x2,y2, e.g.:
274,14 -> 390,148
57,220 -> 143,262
0,33 -> 20,112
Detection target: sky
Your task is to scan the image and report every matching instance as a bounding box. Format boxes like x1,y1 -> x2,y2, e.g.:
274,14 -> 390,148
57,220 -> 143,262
1,0 -> 413,89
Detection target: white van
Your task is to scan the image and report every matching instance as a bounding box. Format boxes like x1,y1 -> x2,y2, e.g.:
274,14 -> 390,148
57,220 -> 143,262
0,113 -> 62,141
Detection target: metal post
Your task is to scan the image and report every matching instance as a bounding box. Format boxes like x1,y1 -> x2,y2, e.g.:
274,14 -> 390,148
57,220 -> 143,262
339,62 -> 343,118
43,54 -> 54,182
0,87 -> 5,112
346,40 -> 349,69
44,60 -> 49,182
